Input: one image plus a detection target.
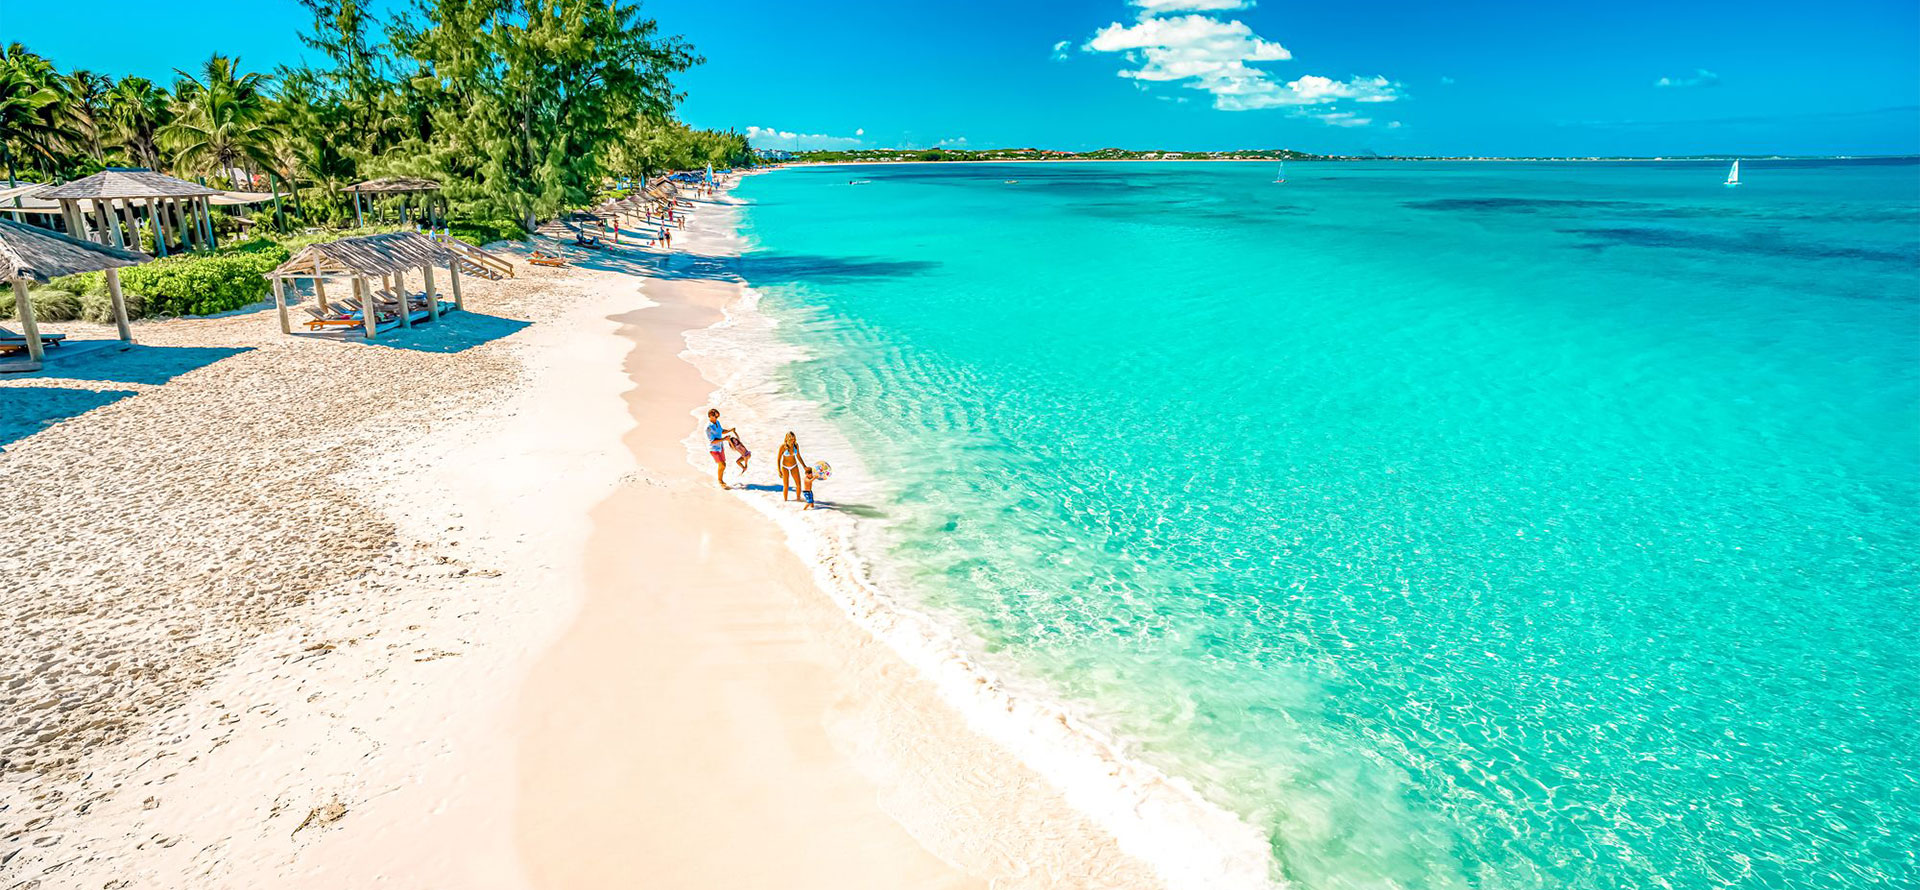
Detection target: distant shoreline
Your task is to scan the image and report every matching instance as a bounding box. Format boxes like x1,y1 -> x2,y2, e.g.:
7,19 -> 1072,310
785,155 -> 1916,168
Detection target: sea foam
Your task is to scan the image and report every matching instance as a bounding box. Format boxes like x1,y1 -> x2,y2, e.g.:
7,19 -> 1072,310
675,195 -> 1286,890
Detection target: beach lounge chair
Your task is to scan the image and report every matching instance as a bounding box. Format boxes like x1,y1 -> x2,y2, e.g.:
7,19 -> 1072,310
303,305 -> 363,331
528,251 -> 569,268
574,234 -> 604,250
0,327 -> 67,349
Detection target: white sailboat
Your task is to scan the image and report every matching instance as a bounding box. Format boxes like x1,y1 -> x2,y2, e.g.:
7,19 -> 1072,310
1273,161 -> 1287,184
1724,160 -> 1741,187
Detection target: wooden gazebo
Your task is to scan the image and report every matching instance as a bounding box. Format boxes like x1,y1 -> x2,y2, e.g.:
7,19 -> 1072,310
1,218 -> 148,372
36,169 -> 222,258
343,178 -> 443,229
264,231 -> 466,340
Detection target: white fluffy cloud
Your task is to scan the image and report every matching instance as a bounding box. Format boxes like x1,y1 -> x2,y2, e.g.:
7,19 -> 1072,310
1654,68 -> 1720,88
745,125 -> 864,150
1051,39 -> 1073,61
1081,12 -> 1401,119
1085,14 -> 1291,110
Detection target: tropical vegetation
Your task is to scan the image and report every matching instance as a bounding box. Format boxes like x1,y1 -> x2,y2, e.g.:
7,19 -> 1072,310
2,0 -> 753,238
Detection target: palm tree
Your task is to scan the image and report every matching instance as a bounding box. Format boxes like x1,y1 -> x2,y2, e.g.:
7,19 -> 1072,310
0,44 -> 83,180
66,69 -> 113,160
160,54 -> 278,188
105,76 -> 171,170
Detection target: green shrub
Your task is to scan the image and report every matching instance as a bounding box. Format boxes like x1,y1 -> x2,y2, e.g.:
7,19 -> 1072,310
1,288 -> 84,322
450,218 -> 526,245
47,272 -> 107,299
117,248 -> 289,317
78,288 -> 145,324
220,235 -> 285,255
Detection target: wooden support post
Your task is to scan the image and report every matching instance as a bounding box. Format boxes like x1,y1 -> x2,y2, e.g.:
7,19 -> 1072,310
422,264 -> 439,321
94,199 -> 122,248
104,268 -> 132,342
395,269 -> 412,328
10,277 -> 43,365
200,197 -> 218,250
120,199 -> 141,252
59,199 -> 80,237
147,197 -> 169,257
353,190 -> 364,227
359,276 -> 377,339
272,277 -> 290,334
173,198 -> 192,250
448,265 -> 464,311
315,276 -> 329,313
183,198 -> 200,249
167,199 -> 186,250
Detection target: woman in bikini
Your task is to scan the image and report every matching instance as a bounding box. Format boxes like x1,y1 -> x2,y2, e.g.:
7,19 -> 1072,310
776,432 -> 810,503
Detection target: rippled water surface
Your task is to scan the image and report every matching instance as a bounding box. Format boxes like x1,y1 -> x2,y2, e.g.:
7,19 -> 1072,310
733,160 -> 1920,888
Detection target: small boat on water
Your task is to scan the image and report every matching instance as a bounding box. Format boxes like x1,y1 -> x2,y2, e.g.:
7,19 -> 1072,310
1274,161 -> 1286,184
1724,160 -> 1741,187
1004,179 -> 1019,184
849,179 -> 871,185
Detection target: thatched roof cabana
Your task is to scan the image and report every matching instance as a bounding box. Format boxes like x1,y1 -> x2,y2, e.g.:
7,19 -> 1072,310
263,231 -> 467,340
1,218 -> 149,371
343,178 -> 444,229
38,170 -> 218,201
35,168 -> 222,258
0,218 -> 148,281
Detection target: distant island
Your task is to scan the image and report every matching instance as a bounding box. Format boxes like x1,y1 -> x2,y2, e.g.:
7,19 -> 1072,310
762,147 -> 1910,164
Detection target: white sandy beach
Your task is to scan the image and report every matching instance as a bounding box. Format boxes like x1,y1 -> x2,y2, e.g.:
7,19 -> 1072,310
1,179 -> 1158,889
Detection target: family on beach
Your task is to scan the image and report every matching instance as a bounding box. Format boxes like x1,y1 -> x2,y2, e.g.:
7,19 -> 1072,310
705,408 -> 825,508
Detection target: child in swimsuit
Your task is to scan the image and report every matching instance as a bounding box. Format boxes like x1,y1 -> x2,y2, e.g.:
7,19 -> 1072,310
801,466 -> 817,509
728,433 -> 751,471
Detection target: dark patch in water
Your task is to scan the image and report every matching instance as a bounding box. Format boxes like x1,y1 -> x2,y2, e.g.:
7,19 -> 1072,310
1559,226 -> 1917,264
737,253 -> 942,284
1409,196 -> 1920,225
1408,197 -> 1651,214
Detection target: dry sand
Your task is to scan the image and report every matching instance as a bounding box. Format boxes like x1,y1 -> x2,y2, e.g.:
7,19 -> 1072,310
1,182 -> 1157,889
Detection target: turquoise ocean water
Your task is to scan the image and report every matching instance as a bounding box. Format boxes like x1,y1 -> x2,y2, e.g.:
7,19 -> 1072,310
730,161 -> 1920,888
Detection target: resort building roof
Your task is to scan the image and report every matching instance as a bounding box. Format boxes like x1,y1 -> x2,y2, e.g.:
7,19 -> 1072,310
342,177 -> 442,195
210,190 -> 280,206
0,183 -> 60,212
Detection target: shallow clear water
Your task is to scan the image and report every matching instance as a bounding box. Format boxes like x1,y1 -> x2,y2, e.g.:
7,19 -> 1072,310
732,160 -> 1920,889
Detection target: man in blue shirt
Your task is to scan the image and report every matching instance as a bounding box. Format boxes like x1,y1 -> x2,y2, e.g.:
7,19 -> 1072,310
705,408 -> 735,489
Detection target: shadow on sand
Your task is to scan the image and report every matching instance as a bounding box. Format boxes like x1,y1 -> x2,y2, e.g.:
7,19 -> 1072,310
0,386 -> 142,449
349,312 -> 533,354
20,344 -> 252,387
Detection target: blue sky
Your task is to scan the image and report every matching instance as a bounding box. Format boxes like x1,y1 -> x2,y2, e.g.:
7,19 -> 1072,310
13,0 -> 1919,156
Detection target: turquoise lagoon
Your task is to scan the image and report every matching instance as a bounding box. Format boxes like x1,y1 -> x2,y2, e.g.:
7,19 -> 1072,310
730,161 -> 1920,888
